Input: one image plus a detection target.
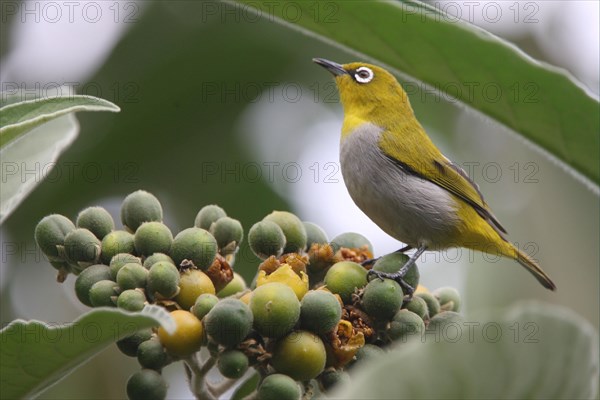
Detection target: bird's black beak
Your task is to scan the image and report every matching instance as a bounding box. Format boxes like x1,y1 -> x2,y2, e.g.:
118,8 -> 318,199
313,58 -> 348,76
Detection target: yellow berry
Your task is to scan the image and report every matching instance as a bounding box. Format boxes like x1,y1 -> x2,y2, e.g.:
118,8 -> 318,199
175,269 -> 215,310
157,310 -> 203,357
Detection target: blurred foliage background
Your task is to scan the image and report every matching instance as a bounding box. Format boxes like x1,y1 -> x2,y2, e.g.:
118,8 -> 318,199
1,1 -> 598,398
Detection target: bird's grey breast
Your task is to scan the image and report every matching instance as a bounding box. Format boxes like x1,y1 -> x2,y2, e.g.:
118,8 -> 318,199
339,123 -> 459,247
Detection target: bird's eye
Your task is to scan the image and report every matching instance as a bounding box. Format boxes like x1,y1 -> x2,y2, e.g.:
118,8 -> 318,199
354,67 -> 374,83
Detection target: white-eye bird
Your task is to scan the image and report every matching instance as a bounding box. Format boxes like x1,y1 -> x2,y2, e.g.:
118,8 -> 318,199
313,58 -> 556,292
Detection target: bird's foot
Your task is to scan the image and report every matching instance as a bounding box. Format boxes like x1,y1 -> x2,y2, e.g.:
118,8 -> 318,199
361,245 -> 412,268
366,269 -> 415,297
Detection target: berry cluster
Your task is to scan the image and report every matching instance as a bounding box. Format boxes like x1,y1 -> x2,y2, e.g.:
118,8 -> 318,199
35,190 -> 461,400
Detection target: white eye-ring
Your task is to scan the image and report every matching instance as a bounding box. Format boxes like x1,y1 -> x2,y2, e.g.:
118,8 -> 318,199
354,67 -> 374,83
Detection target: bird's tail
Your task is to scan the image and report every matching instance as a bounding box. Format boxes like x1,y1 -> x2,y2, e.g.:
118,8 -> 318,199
511,245 -> 556,291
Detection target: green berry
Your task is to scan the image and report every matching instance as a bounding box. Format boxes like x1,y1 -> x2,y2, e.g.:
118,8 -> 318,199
137,338 -> 171,371
372,253 -> 420,289
34,214 -> 76,261
272,331 -> 326,381
426,311 -> 463,333
121,190 -> 163,232
118,289 -> 147,312
64,228 -> 101,268
117,329 -> 153,357
134,222 -> 173,257
217,272 -> 247,298
433,286 -> 461,312
257,374 -> 301,400
191,294 -> 219,320
74,264 -> 111,306
126,369 -> 167,400
143,253 -> 174,269
263,211 -> 307,254
171,227 -> 217,270
101,230 -> 135,264
404,296 -> 429,320
76,206 -> 114,240
217,350 -> 249,379
330,232 -> 373,253
361,279 -> 403,321
248,220 -> 286,259
89,280 -> 118,307
416,292 -> 441,318
303,221 -> 328,250
388,309 -> 425,342
194,204 -> 227,230
117,263 -> 149,290
372,252 -> 409,273
147,261 -> 180,299
251,283 -> 300,338
323,261 -> 367,304
353,344 -> 385,365
209,217 -> 243,255
319,369 -> 350,391
109,253 -> 142,280
300,290 -> 341,334
205,298 -> 253,347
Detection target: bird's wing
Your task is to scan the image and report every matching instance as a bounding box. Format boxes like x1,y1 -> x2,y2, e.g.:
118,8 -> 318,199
380,128 -> 508,237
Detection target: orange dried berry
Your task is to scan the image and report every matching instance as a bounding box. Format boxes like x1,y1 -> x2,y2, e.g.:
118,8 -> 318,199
343,305 -> 375,341
325,320 -> 365,368
258,255 -> 281,275
281,253 -> 308,275
307,243 -> 338,273
337,246 -> 373,265
205,254 -> 233,293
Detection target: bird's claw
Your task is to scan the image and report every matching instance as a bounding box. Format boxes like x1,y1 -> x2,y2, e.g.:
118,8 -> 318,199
366,270 -> 415,297
366,269 -> 385,281
398,279 -> 415,298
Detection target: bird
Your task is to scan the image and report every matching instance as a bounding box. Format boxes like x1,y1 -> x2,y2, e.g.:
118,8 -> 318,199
313,58 -> 556,293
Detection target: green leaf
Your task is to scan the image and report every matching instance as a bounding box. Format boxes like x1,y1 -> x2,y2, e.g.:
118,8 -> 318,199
0,305 -> 174,400
0,93 -> 120,224
0,94 -> 120,147
332,302 -> 599,399
234,0 -> 600,189
0,114 -> 77,224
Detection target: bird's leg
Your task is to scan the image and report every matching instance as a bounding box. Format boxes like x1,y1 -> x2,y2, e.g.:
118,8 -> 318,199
361,245 -> 413,267
367,245 -> 427,296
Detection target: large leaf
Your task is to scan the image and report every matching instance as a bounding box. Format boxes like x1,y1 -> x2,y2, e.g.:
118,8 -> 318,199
0,94 -> 120,147
332,302 -> 599,399
0,94 -> 120,223
234,0 -> 600,189
0,115 -> 78,224
0,305 -> 174,400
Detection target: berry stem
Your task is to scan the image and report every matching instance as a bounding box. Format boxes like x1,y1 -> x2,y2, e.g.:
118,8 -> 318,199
207,378 -> 237,397
184,354 -> 217,400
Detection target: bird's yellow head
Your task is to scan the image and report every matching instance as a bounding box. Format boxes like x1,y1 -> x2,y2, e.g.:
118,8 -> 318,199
313,58 -> 415,129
